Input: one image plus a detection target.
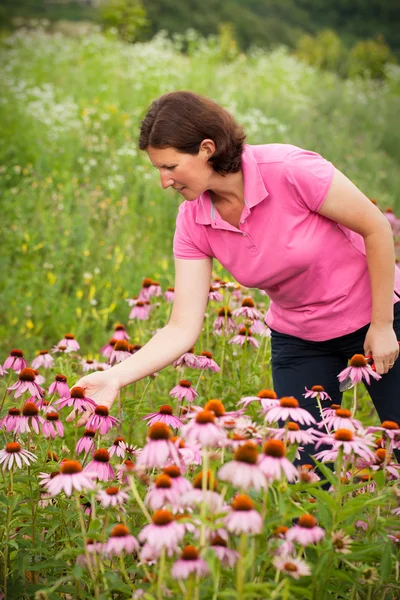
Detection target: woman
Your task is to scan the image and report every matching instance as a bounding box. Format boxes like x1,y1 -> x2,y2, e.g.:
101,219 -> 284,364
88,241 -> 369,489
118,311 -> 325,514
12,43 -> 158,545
69,91 -> 400,451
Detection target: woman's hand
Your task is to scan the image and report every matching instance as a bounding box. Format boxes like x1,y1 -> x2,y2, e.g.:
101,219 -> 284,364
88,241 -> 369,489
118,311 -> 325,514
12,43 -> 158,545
66,370 -> 121,427
364,324 -> 399,375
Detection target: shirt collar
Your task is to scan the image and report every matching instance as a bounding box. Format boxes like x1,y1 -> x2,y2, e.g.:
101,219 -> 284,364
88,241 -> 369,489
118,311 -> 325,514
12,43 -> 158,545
195,144 -> 269,225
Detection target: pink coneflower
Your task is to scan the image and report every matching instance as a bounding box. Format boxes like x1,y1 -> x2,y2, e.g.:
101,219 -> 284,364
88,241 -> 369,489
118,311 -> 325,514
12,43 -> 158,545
321,404 -> 342,419
145,474 -> 181,511
314,429 -> 376,462
17,401 -> 45,434
38,470 -> 60,489
331,530 -> 353,554
363,448 -> 400,479
136,423 -> 181,469
259,440 -> 299,482
181,471 -> 225,513
86,405 -> 120,435
31,350 -> 54,370
225,494 -> 263,535
173,348 -> 202,369
55,386 -> 97,414
143,405 -> 183,429
229,326 -> 260,348
318,407 -> 363,433
81,359 -> 99,373
129,300 -> 152,321
100,338 -> 117,358
272,555 -> 311,579
0,407 -> 21,432
286,514 -> 325,546
209,535 -> 240,567
76,429 -> 97,455
266,422 -> 317,446
296,464 -> 321,484
0,442 -> 37,470
139,278 -> 162,301
56,333 -> 80,353
112,323 -> 130,341
337,354 -> 381,388
303,385 -> 331,402
171,546 -> 210,580
138,509 -> 185,555
367,421 -> 400,450
48,374 -> 70,398
32,369 -> 45,385
197,351 -> 220,372
248,319 -> 267,335
108,436 -> 127,458
169,380 -> 199,403
84,449 -> 115,481
263,397 -> 316,426
164,287 -> 175,303
108,340 -> 131,366
232,297 -> 263,320
239,389 -> 279,411
104,524 -> 139,556
117,459 -> 136,484
213,307 -> 237,335
208,286 -> 223,302
181,410 -> 227,447
7,368 -> 44,399
47,459 -> 95,496
42,411 -> 64,439
3,349 -> 28,372
162,465 -> 193,495
96,485 -> 129,508
218,442 -> 267,491
171,436 -> 202,468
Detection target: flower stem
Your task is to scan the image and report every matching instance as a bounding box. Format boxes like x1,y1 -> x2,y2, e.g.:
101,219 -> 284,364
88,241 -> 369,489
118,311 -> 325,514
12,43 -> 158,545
316,393 -> 330,434
73,493 -> 100,599
3,469 -> 14,599
239,340 -> 248,393
119,555 -> 135,591
199,447 -> 209,549
185,574 -> 195,600
236,533 -> 248,599
351,384 -> 358,418
157,547 -> 166,600
129,475 -> 152,523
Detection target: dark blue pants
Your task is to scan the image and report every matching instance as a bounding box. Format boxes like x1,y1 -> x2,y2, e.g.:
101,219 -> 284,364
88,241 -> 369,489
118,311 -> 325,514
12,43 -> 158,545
271,302 -> 400,466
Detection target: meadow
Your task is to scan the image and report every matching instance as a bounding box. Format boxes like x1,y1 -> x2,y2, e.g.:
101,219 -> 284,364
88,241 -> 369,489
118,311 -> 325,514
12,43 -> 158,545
1,22 -> 400,600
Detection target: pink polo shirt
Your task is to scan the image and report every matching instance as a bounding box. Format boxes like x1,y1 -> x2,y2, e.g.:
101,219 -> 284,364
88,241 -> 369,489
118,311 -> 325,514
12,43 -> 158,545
173,144 -> 400,341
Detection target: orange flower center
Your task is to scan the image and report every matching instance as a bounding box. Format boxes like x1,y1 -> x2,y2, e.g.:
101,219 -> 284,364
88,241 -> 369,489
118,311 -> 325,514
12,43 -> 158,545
55,374 -> 67,382
204,400 -> 225,417
350,354 -> 367,367
155,474 -> 172,489
257,389 -> 277,399
106,486 -> 120,496
6,442 -> 21,453
335,409 -> 351,418
179,380 -> 192,388
287,422 -> 300,431
381,420 -> 399,430
242,297 -> 255,307
273,525 -> 289,536
231,494 -> 254,511
334,429 -> 354,442
298,514 -> 318,529
93,449 -> 110,463
311,385 -> 325,392
193,470 -> 217,491
19,368 -> 36,382
148,422 -> 171,440
22,402 -> 39,417
234,442 -> 259,464
64,334 -> 75,340
111,524 -> 130,537
200,351 -> 213,359
83,429 -> 96,438
152,509 -> 173,526
10,349 -> 23,357
60,460 -> 83,474
163,465 -> 181,478
263,439 -> 285,458
195,410 -> 215,424
71,387 -> 85,399
181,545 -> 199,560
114,340 -> 129,352
279,397 -> 299,408
94,405 -> 109,416
46,412 -> 59,421
283,562 -> 298,573
218,306 -> 232,317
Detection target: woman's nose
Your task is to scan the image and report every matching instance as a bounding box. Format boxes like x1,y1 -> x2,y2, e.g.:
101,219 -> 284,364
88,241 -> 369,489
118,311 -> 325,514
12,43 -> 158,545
160,171 -> 174,189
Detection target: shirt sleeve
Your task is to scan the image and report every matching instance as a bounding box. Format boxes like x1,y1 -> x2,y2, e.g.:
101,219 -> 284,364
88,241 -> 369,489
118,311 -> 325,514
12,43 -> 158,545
173,203 -> 211,260
284,148 -> 335,213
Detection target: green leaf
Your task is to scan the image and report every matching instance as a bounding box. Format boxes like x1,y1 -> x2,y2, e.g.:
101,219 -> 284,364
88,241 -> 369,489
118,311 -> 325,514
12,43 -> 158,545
380,541 -> 393,582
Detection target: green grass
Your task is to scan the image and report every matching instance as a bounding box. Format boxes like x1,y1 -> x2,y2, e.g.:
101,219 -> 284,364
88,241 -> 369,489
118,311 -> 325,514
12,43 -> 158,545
1,29 -> 400,357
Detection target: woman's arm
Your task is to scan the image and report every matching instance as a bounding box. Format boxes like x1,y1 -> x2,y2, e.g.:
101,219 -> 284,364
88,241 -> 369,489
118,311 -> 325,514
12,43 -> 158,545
112,257 -> 212,387
318,168 -> 399,374
68,257 -> 212,425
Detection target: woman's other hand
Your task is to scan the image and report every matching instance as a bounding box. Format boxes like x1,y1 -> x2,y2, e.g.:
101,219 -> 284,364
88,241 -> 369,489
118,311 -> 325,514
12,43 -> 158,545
364,324 -> 399,375
66,370 -> 121,427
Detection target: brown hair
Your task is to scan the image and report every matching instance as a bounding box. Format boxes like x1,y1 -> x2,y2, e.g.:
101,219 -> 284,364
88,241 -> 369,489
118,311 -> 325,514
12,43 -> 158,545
138,91 -> 246,175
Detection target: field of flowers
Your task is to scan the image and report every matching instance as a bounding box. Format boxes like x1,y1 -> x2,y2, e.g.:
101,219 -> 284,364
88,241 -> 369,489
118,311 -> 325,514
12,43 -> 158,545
2,21 -> 400,600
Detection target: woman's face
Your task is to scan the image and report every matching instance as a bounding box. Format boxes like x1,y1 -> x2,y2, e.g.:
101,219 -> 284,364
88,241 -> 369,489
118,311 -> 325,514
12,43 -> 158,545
146,143 -> 215,201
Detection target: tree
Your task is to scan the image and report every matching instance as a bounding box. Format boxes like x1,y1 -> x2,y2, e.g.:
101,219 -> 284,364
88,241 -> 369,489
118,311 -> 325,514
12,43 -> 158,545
99,0 -> 148,43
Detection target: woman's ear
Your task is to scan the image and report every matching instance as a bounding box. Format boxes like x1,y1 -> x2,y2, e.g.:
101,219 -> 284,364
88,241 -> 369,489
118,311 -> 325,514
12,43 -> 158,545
199,139 -> 216,159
